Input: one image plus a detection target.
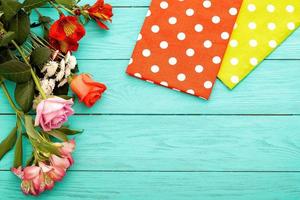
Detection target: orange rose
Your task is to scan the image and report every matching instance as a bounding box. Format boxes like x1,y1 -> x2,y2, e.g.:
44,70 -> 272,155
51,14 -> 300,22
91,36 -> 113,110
70,74 -> 107,107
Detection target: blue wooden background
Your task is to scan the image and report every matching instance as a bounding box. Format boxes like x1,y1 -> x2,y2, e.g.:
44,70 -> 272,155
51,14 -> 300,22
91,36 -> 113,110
1,0 -> 300,199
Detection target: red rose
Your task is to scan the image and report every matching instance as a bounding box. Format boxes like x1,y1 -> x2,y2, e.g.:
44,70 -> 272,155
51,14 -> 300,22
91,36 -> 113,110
70,74 -> 107,107
49,15 -> 85,53
87,0 -> 113,30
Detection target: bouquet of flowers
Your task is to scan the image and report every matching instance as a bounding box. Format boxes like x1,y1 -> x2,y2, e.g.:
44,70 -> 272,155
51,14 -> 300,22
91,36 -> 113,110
0,0 -> 113,196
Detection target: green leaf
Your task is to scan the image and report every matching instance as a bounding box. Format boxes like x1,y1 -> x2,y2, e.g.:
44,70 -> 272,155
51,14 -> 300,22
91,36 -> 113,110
22,0 -> 47,12
45,129 -> 68,142
0,126 -> 17,160
58,95 -> 73,100
24,115 -> 61,156
15,79 -> 34,113
0,31 -> 15,47
13,128 -> 22,167
54,0 -> 76,8
31,136 -> 61,156
0,0 -> 21,21
30,47 -> 51,69
8,10 -> 30,45
0,49 -> 14,64
58,126 -> 83,135
25,152 -> 34,166
37,141 -> 60,155
0,60 -> 31,83
24,115 -> 39,140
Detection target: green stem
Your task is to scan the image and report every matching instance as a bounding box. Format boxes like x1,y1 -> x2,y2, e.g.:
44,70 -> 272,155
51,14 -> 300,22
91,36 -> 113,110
31,68 -> 47,99
30,33 -> 65,60
11,40 -> 47,99
58,4 -> 75,15
12,40 -> 29,65
30,33 -> 49,48
33,9 -> 51,39
34,8 -> 43,18
48,1 -> 64,15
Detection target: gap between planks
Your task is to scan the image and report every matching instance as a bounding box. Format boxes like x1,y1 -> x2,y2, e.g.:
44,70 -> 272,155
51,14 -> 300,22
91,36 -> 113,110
73,58 -> 300,61
0,113 -> 299,116
1,169 -> 300,173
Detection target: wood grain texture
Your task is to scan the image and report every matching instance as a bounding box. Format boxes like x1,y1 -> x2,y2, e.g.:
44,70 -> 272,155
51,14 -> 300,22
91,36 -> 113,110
72,0 -> 151,7
1,60 -> 300,114
31,8 -> 300,60
0,1 -> 299,199
1,171 -> 300,200
1,115 -> 300,171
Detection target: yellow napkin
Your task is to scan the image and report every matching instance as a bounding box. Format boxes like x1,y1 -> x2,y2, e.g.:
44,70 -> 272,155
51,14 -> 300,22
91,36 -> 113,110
218,0 -> 300,89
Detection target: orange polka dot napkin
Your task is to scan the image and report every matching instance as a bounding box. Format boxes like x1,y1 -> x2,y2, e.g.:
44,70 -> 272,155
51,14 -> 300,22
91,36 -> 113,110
126,0 -> 243,99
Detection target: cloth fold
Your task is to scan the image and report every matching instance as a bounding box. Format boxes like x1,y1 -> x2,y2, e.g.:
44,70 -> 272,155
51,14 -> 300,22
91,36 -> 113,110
218,0 -> 300,89
127,0 -> 242,99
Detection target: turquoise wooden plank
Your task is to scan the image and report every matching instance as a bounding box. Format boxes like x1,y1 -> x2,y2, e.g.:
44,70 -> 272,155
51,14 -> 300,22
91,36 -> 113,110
78,0 -> 150,6
0,3 -> 298,199
42,0 -> 150,7
1,115 -> 300,171
31,8 -> 300,60
1,171 -> 300,200
1,60 -> 299,114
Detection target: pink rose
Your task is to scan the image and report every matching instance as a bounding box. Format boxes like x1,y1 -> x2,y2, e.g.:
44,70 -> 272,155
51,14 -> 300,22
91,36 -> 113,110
35,97 -> 74,131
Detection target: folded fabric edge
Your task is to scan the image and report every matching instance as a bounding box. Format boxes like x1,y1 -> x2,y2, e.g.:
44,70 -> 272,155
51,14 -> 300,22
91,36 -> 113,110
218,58 -> 268,90
126,69 -> 210,100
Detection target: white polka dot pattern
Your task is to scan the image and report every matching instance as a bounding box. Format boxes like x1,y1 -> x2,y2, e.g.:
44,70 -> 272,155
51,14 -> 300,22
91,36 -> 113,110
127,0 -> 243,99
218,0 -> 300,89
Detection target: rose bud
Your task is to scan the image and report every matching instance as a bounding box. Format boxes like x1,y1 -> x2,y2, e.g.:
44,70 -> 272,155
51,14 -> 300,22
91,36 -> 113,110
87,0 -> 113,30
70,74 -> 107,107
59,140 -> 76,156
35,97 -> 74,132
50,154 -> 72,170
59,140 -> 76,165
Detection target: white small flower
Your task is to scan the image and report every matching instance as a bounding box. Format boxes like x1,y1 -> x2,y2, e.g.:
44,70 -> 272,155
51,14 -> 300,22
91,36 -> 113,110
48,79 -> 56,90
56,70 -> 65,82
52,50 -> 59,60
41,61 -> 59,77
40,78 -> 56,96
56,59 -> 66,81
68,55 -> 77,69
58,78 -> 68,88
64,51 -> 77,70
40,78 -> 48,88
60,58 -> 65,71
65,67 -> 71,78
64,51 -> 71,63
